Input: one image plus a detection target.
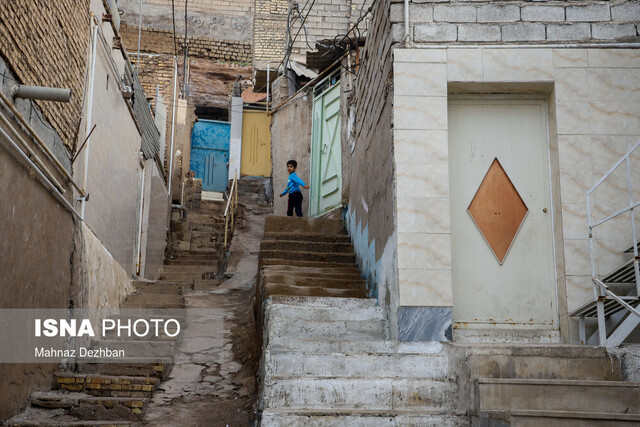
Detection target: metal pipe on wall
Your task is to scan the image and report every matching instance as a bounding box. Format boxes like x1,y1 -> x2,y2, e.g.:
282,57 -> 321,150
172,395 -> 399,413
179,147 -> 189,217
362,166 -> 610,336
167,57 -> 178,198
11,85 -> 72,103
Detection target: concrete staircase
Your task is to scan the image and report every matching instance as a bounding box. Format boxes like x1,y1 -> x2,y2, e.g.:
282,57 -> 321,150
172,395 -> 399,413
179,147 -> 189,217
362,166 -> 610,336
468,345 -> 640,426
6,200 -> 229,426
257,216 -> 467,426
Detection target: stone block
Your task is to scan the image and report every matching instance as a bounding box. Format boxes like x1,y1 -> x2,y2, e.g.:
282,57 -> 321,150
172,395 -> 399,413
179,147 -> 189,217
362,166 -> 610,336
611,2 -> 640,22
592,23 -> 637,40
411,4 -> 434,23
458,24 -> 501,42
521,5 -> 565,23
502,23 -> 546,42
414,23 -> 457,42
566,4 -> 611,23
433,5 -> 476,23
477,4 -> 520,23
547,23 -> 592,41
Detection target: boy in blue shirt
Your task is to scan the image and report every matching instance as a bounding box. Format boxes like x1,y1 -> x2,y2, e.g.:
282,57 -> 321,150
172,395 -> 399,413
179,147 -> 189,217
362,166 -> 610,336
279,160 -> 310,217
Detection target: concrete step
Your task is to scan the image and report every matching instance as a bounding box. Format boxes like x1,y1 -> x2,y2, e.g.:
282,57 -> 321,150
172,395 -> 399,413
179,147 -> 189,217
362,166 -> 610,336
76,362 -> 170,379
262,377 -> 456,411
160,265 -> 221,273
260,240 -> 355,254
261,410 -> 468,427
155,271 -> 218,282
262,274 -> 366,289
165,257 -> 223,266
263,283 -> 368,299
260,258 -> 358,270
267,339 -> 397,354
508,409 -> 640,426
30,391 -> 147,420
186,213 -> 225,224
132,281 -> 182,295
6,407 -> 133,426
53,373 -> 159,398
263,232 -> 352,244
266,316 -> 386,342
266,297 -> 382,322
261,265 -> 362,278
264,351 -> 448,379
120,294 -> 184,309
475,378 -> 640,415
466,344 -> 623,381
267,296 -> 379,310
259,250 -> 355,264
265,216 -> 345,234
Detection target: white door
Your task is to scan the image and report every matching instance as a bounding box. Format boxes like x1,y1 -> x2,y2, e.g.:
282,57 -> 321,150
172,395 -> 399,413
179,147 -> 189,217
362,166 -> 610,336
448,98 -> 556,329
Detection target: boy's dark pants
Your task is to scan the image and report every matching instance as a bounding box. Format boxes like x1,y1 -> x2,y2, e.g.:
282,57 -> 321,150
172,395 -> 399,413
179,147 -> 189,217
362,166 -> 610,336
287,191 -> 303,217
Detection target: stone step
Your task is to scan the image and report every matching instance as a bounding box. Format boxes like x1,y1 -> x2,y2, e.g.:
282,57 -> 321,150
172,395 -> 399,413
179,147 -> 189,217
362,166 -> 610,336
264,351 -> 448,379
266,316 -> 386,342
267,296 -> 379,310
53,373 -> 159,398
165,257 -> 223,266
475,378 -> 640,415
261,265 -> 362,278
260,258 -> 358,270
186,213 -> 225,223
260,240 -> 355,254
76,362 -> 170,379
267,339 -> 397,354
263,275 -> 366,289
262,377 -> 456,412
120,294 -> 184,309
160,264 -> 221,273
6,407 -> 133,426
507,409 -> 640,426
266,297 -> 381,322
259,250 -> 355,264
262,232 -> 352,244
132,281 -> 182,295
30,391 -> 147,420
263,283 -> 369,299
264,216 -> 345,234
466,344 -> 623,381
261,410 -> 468,427
155,271 -> 218,282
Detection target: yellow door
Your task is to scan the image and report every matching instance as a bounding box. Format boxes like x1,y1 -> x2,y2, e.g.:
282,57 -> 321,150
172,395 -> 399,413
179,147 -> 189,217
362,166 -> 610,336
241,111 -> 271,177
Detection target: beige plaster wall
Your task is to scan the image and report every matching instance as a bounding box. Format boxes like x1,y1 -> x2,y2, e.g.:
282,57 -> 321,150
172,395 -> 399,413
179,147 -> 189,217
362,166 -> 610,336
393,47 -> 640,343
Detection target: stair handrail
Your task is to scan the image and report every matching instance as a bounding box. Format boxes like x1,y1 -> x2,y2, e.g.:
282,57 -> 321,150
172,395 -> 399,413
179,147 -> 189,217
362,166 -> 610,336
586,139 -> 640,345
224,171 -> 239,249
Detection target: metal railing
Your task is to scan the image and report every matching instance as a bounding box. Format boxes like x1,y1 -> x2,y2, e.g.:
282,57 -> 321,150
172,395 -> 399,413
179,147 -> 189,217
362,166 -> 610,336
586,139 -> 640,345
224,172 -> 239,249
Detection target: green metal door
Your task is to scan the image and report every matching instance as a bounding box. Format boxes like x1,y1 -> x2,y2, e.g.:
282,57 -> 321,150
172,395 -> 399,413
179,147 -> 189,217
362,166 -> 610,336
310,82 -> 342,216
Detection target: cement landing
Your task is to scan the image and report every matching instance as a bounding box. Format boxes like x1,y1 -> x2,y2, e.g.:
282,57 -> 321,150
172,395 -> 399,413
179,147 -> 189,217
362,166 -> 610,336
142,198 -> 269,426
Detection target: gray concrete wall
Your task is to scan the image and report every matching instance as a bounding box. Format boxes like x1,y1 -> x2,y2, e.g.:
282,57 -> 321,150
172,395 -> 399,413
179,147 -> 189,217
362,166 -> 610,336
270,91 -> 313,217
144,160 -> 169,279
343,0 -> 398,339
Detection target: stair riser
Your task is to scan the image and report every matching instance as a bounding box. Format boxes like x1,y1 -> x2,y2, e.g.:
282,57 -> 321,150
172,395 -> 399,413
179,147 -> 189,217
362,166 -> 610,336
261,413 -> 469,427
266,303 -> 383,322
262,274 -> 365,288
260,251 -> 355,264
511,415 -> 640,426
161,265 -> 221,273
264,352 -> 448,379
477,382 -> 640,414
266,318 -> 386,341
260,241 -> 354,254
267,339 -> 396,354
260,259 -> 358,270
133,283 -> 182,295
262,378 -> 456,411
263,283 -> 368,299
262,233 -> 351,244
264,216 -> 345,234
156,272 -> 217,281
261,267 -> 362,280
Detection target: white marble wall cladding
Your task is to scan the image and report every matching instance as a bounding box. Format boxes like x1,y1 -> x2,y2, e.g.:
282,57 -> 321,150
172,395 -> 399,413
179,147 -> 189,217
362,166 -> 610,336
399,269 -> 453,306
483,48 -> 554,81
447,48 -> 483,81
553,49 -> 588,68
397,232 -> 452,270
398,307 -> 452,342
597,239 -> 634,277
394,130 -> 448,164
393,48 -> 640,332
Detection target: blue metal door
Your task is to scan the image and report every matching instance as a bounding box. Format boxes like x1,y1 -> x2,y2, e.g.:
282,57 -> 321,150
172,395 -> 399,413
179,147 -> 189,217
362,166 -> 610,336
190,120 -> 230,192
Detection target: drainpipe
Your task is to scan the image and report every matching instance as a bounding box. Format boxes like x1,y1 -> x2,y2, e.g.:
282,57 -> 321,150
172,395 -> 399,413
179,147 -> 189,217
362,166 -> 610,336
80,18 -> 99,219
400,0 -> 410,44
167,57 -> 178,198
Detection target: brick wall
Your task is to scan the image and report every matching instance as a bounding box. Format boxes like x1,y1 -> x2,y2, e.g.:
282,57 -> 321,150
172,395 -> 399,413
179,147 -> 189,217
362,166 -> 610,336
254,0 -> 288,65
0,0 -> 91,149
134,0 -> 252,17
121,24 -> 252,62
390,0 -> 640,44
